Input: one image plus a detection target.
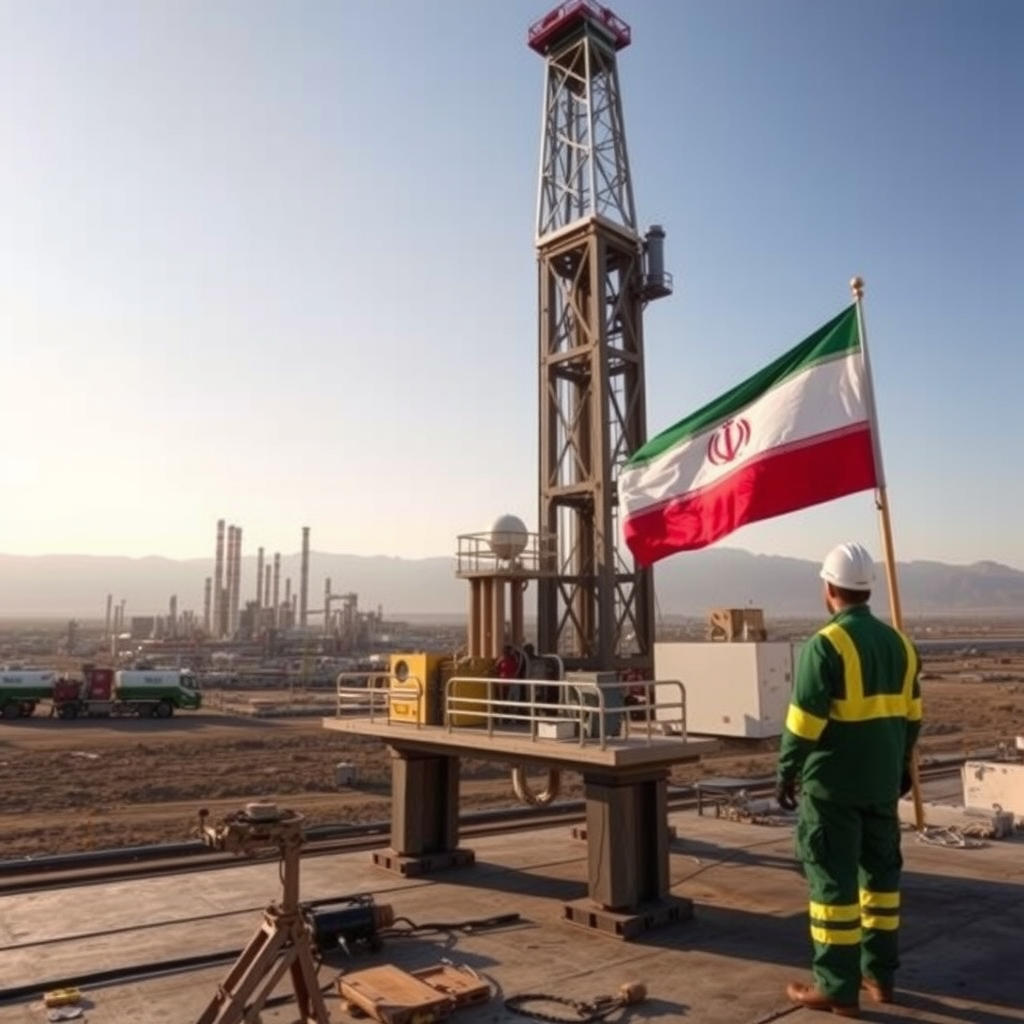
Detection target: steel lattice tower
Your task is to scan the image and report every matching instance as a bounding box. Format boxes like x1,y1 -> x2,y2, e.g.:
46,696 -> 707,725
529,1 -> 671,670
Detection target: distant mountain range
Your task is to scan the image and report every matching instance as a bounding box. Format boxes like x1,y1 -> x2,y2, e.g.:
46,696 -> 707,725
1,549 -> 1022,621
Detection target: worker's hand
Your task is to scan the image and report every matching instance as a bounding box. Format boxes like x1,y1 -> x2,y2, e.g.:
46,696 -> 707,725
900,766 -> 914,798
776,778 -> 798,812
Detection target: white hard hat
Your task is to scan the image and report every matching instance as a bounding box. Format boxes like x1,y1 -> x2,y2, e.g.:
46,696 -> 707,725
820,542 -> 876,590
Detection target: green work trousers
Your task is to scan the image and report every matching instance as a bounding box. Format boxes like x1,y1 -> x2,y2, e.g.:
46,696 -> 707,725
795,793 -> 903,1004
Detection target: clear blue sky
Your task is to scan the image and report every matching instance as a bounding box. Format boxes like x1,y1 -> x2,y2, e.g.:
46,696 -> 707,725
1,0 -> 1021,570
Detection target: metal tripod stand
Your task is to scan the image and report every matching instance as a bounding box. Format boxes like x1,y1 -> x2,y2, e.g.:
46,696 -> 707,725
195,804 -> 330,1024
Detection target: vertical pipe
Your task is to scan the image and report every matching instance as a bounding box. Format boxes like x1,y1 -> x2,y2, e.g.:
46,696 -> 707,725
224,526 -> 234,638
203,578 -> 212,634
481,581 -> 494,660
256,547 -> 265,610
285,577 -> 292,630
104,594 -> 113,639
511,580 -> 525,647
234,526 -> 244,636
264,564 -> 272,629
213,519 -> 225,640
299,526 -> 310,629
492,579 -> 506,659
169,595 -> 178,639
324,577 -> 331,637
272,553 -> 281,628
468,579 -> 481,658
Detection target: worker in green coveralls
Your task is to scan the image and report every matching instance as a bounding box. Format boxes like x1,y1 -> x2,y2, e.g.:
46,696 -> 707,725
777,542 -> 922,1018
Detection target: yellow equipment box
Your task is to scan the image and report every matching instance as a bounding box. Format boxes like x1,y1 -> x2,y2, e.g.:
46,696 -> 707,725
388,653 -> 446,725
441,657 -> 489,728
388,653 -> 489,727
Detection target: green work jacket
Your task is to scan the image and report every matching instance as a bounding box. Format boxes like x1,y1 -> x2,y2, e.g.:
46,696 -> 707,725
777,604 -> 922,805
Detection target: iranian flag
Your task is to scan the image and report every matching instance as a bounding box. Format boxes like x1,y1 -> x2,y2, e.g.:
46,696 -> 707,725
620,304 -> 879,567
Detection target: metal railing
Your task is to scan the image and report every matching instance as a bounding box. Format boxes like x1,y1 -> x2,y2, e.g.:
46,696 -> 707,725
335,672 -> 423,724
454,530 -> 556,577
443,676 -> 687,751
334,672 -> 688,750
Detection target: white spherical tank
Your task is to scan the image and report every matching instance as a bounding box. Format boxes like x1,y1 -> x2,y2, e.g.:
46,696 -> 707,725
487,514 -> 529,560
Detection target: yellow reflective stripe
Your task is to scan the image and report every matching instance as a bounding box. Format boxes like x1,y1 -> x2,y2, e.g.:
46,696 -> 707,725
821,623 -> 914,722
860,889 -> 900,909
832,693 -> 909,720
786,703 -> 828,740
810,901 -> 860,922
810,925 -> 862,946
862,914 -> 899,931
907,696 -> 923,722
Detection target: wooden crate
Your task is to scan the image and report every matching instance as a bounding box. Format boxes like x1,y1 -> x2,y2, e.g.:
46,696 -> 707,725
338,963 -> 490,1024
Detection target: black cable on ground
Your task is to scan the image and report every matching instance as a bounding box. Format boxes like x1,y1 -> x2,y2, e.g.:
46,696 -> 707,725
379,912 -> 522,937
504,992 -> 632,1023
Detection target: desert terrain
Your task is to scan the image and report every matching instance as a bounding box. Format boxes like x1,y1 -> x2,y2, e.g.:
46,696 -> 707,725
1,642 -> 1022,859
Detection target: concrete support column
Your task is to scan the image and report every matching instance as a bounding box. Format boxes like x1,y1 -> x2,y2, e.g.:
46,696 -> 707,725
582,767 -> 670,910
389,748 -> 461,856
373,745 -> 475,878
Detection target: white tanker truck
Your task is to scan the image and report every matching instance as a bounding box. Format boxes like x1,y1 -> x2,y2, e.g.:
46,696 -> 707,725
0,667 -> 202,719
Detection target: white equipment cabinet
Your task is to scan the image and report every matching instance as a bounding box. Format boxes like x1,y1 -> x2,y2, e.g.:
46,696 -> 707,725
962,759 -> 1024,816
653,642 -> 801,739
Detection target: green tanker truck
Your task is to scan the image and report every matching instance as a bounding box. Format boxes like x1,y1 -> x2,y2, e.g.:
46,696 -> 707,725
0,670 -> 57,718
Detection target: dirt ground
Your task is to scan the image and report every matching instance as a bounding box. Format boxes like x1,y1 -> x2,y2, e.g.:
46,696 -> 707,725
1,649 -> 1022,858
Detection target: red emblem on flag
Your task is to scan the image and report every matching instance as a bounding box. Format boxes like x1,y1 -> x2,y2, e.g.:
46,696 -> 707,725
707,418 -> 751,466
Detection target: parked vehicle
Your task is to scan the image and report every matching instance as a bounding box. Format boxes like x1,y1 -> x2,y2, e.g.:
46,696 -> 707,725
0,666 -> 202,720
0,670 -> 57,718
52,666 -> 203,719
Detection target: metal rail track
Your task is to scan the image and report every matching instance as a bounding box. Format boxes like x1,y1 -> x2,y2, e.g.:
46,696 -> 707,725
0,763 -> 963,897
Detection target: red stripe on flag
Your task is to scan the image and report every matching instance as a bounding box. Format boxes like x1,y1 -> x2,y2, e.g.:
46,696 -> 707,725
623,427 -> 877,567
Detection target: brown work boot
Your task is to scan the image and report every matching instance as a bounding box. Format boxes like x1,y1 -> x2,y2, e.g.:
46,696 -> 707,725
861,977 -> 895,1004
786,981 -> 860,1018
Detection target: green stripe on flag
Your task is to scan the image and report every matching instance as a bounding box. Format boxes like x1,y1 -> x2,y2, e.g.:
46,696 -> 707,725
627,304 -> 860,468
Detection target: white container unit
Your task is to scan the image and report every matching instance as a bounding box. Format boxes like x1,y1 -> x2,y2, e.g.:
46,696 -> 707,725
653,642 -> 801,739
962,760 -> 1024,817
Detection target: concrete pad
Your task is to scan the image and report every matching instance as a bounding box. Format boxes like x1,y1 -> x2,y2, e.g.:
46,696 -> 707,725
0,812 -> 1021,1024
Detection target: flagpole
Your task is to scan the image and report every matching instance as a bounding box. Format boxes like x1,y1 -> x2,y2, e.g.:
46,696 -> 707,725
850,276 -> 925,832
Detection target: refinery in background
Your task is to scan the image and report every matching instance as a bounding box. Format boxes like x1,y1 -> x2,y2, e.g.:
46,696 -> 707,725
0,519 -> 466,683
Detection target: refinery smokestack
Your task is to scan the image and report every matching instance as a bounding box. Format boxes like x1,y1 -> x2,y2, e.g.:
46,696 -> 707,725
203,577 -> 212,634
264,564 -> 271,624
299,526 -> 310,629
256,547 -> 265,609
285,577 -> 292,629
272,553 -> 281,628
104,594 -> 113,638
214,519 -> 226,639
223,526 -> 234,637
169,595 -> 178,639
228,525 -> 239,637
231,525 -> 243,636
